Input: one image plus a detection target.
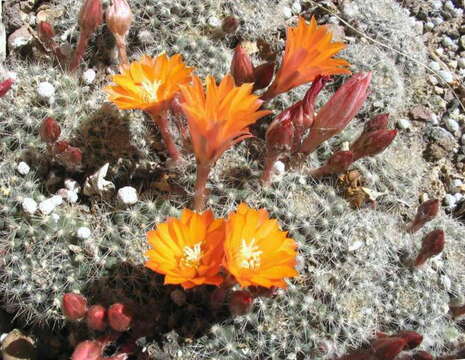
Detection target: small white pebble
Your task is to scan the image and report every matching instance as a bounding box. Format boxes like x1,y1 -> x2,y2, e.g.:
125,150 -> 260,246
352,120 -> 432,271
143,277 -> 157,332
117,186 -> 138,205
50,195 -> 63,206
82,69 -> 96,85
450,179 -> 463,193
67,191 -> 79,203
76,227 -> 91,240
16,162 -> 30,176
37,81 -> 55,98
443,194 -> 456,207
39,198 -> 57,215
273,161 -> 286,175
444,117 -> 460,133
22,198 -> 37,215
397,118 -> 411,130
291,1 -> 301,13
281,5 -> 292,18
454,193 -> 463,203
438,70 -> 454,84
64,178 -> 80,192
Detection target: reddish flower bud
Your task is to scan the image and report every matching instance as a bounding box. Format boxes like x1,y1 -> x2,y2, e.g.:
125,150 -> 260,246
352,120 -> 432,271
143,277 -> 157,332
0,78 -> 14,97
396,331 -> 423,349
253,62 -> 275,91
414,229 -> 445,267
108,303 -> 132,332
364,114 -> 389,133
407,199 -> 440,233
450,304 -> 465,319
372,337 -> 407,360
79,0 -> 103,36
228,290 -> 254,316
62,293 -> 88,320
53,140 -> 70,154
86,304 -> 107,331
59,146 -> 83,169
412,351 -> 433,360
222,16 -> 240,33
350,129 -> 397,161
71,340 -> 102,360
231,45 -> 255,86
300,72 -> 372,154
106,0 -> 133,39
309,151 -> 354,178
38,21 -> 56,42
40,117 -> 61,143
299,76 -> 330,131
266,111 -> 295,153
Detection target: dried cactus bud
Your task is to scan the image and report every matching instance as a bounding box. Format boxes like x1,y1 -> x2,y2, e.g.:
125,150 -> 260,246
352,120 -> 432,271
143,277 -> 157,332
350,129 -> 397,161
412,351 -> 433,360
231,45 -> 255,86
222,16 -> 240,33
108,303 -> 132,332
396,331 -> 423,349
79,0 -> 103,36
40,117 -> 61,143
364,113 -> 389,133
407,199 -> 440,233
86,304 -> 107,331
62,293 -> 88,320
228,290 -> 254,316
106,0 -> 133,39
0,78 -> 14,97
72,340 -> 103,360
372,337 -> 407,360
38,21 -> 56,42
253,62 -> 275,91
414,229 -> 445,267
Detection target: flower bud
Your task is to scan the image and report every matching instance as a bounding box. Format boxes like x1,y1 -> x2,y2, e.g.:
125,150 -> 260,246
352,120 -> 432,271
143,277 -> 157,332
407,199 -> 440,233
86,304 -> 107,331
79,0 -> 103,36
310,151 -> 354,178
222,16 -> 240,33
71,340 -> 102,360
372,337 -> 407,360
396,331 -> 423,349
414,229 -> 445,267
253,62 -> 275,91
299,76 -> 330,130
266,111 -> 295,154
53,140 -> 70,154
38,21 -> 56,43
106,0 -> 133,39
364,113 -> 389,133
412,351 -> 433,360
350,129 -> 397,161
228,290 -> 254,316
62,293 -> 88,320
0,78 -> 14,97
108,303 -> 132,332
40,117 -> 61,143
231,45 -> 255,86
59,146 -> 83,169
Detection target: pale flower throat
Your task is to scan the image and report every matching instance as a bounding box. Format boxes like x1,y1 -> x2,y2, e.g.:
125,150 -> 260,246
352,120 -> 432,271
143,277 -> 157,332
239,238 -> 262,269
141,79 -> 161,103
182,243 -> 203,268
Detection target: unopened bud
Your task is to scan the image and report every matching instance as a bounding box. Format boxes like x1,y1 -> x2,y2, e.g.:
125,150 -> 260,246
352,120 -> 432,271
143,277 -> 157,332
106,0 -> 133,39
108,303 -> 132,332
350,129 -> 397,161
40,117 -> 61,143
309,151 -> 354,178
372,337 -> 407,360
228,290 -> 254,316
53,140 -> 70,154
60,146 -> 83,169
0,79 -> 14,97
266,112 -> 294,153
407,199 -> 440,233
364,113 -> 389,133
231,45 -> 255,86
253,62 -> 275,91
396,331 -> 423,349
62,293 -> 88,320
300,76 -> 330,130
222,16 -> 240,33
86,304 -> 107,331
38,21 -> 56,42
414,229 -> 445,267
71,340 -> 102,360
79,0 -> 103,36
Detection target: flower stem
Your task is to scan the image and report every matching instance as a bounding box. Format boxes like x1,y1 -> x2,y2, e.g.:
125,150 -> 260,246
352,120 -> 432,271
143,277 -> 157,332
115,34 -> 128,65
194,163 -> 211,211
69,32 -> 90,72
151,111 -> 181,164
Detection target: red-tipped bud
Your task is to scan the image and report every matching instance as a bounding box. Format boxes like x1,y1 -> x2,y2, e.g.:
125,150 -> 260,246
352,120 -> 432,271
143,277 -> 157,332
40,117 -> 61,143
71,340 -> 102,360
86,304 -> 107,331
266,111 -> 295,153
62,293 -> 88,320
396,331 -> 423,349
364,114 -> 389,133
414,229 -> 445,267
53,140 -> 70,154
412,351 -> 433,360
253,62 -> 275,91
60,146 -> 83,168
222,16 -> 240,33
350,129 -> 397,161
407,199 -> 440,233
231,45 -> 255,86
450,304 -> 465,319
0,79 -> 14,97
310,151 -> 354,178
79,0 -> 103,35
300,76 -> 330,130
108,303 -> 132,332
228,290 -> 254,316
105,0 -> 133,39
38,21 -> 56,42
300,72 -> 372,154
372,337 -> 407,360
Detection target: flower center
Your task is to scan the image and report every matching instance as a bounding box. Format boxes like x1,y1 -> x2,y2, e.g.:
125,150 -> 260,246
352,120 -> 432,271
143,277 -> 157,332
181,243 -> 203,268
239,238 -> 262,269
140,79 -> 161,103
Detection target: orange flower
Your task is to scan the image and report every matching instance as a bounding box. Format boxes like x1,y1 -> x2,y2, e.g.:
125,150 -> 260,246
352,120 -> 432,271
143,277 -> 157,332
145,209 -> 225,289
179,74 -> 271,165
262,16 -> 351,100
105,53 -> 193,114
223,203 -> 298,288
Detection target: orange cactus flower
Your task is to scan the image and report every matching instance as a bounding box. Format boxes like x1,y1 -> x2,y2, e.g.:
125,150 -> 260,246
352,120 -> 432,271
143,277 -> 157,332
145,209 -> 225,289
105,53 -> 193,115
223,203 -> 298,288
262,16 -> 351,100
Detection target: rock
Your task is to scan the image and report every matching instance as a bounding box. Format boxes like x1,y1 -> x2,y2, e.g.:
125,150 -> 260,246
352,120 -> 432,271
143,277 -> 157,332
396,118 -> 411,130
38,196 -> 62,215
1,329 -> 36,360
76,227 -> 91,240
64,179 -> 80,193
438,70 -> 454,83
444,194 -> 457,207
442,36 -> 454,48
281,6 -> 292,19
7,25 -> 33,51
82,69 -> 96,85
83,163 -> 115,198
36,82 -> 55,99
16,162 -> 30,176
409,105 -> 433,122
117,186 -> 138,205
460,35 -> 465,50
450,179 -> 463,193
455,193 -> 464,203
444,117 -> 461,134
431,0 -> 442,10
22,198 -> 37,215
273,161 -> 286,176
57,188 -> 78,203
425,127 -> 458,161
458,58 -> 465,69
291,1 -> 302,14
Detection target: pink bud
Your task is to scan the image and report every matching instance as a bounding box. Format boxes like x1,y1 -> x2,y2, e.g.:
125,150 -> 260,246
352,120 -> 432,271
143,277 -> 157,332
231,45 -> 255,86
108,303 -> 132,332
300,72 -> 372,154
407,199 -> 440,233
364,113 -> 389,133
350,129 -> 397,161
222,16 -> 240,33
71,340 -> 102,360
396,331 -> 423,349
79,0 -> 103,36
253,62 -> 275,91
62,293 -> 88,320
86,304 -> 107,331
53,140 -> 70,154
228,290 -> 254,316
309,151 -> 354,178
372,337 -> 407,360
105,0 -> 133,39
412,351 -> 433,360
0,79 -> 14,97
40,117 -> 61,143
414,229 -> 445,267
38,21 -> 55,42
